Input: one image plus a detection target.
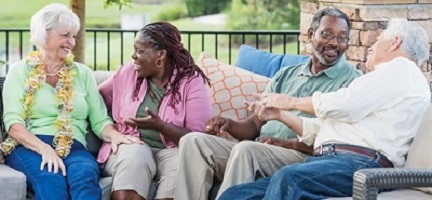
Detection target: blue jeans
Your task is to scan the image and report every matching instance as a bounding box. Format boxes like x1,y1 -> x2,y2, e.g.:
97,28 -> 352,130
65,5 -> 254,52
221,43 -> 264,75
5,135 -> 101,200
219,154 -> 382,200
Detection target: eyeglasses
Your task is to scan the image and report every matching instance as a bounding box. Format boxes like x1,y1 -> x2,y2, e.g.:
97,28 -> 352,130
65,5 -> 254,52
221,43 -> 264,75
319,30 -> 349,44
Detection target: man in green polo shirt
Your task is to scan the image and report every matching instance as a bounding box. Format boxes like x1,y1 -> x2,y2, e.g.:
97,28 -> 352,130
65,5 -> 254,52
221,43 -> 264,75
175,8 -> 362,200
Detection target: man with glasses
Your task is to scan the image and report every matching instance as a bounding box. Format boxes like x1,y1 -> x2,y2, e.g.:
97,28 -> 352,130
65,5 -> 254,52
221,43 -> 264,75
220,18 -> 430,199
175,8 -> 362,200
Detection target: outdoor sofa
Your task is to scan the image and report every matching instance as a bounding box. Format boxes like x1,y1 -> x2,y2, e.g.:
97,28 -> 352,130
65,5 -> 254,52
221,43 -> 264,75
1,46 -> 431,200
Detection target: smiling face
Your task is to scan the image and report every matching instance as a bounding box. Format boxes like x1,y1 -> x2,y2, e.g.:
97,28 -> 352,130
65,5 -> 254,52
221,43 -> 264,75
365,33 -> 393,71
132,35 -> 162,78
44,26 -> 77,61
310,16 -> 349,66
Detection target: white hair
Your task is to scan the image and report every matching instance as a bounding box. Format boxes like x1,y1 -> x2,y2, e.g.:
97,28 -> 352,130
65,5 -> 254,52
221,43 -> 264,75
30,3 -> 80,49
383,18 -> 429,66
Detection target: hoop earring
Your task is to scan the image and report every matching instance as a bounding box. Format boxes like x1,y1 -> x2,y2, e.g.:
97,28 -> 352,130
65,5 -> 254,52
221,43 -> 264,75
155,58 -> 163,68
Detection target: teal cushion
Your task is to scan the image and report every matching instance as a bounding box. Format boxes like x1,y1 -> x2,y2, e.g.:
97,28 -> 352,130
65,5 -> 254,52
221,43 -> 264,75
236,44 -> 309,78
281,54 -> 310,69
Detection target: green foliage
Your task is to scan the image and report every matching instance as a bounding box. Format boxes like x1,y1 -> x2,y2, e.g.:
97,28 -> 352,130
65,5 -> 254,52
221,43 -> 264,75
227,0 -> 300,30
103,0 -> 132,9
184,0 -> 231,17
156,3 -> 188,21
226,0 -> 300,45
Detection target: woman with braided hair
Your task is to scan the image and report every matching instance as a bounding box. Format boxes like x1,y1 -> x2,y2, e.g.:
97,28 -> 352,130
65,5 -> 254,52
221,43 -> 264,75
0,3 -> 140,200
97,22 -> 212,200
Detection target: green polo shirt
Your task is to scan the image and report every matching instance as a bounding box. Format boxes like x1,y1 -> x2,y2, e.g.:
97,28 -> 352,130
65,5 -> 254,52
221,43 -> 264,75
259,57 -> 362,139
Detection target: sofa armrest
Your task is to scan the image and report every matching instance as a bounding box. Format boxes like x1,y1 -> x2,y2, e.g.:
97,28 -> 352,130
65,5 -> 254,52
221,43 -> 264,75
0,164 -> 26,200
352,168 -> 432,200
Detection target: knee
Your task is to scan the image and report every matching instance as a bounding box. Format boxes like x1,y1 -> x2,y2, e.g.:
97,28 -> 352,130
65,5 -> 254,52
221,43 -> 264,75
271,165 -> 299,184
69,161 -> 100,180
231,141 -> 257,157
179,132 -> 208,148
116,145 -> 156,172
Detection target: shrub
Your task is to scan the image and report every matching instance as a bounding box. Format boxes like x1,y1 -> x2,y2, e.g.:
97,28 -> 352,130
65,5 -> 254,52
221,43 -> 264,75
156,4 -> 188,21
226,0 -> 300,45
184,0 -> 231,17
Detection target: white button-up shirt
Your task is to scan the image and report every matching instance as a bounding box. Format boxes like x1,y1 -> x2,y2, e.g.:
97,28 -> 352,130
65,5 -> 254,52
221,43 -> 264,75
299,57 -> 431,167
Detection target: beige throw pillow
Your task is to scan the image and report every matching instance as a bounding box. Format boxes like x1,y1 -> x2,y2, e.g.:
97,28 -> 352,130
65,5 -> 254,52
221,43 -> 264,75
196,52 -> 270,120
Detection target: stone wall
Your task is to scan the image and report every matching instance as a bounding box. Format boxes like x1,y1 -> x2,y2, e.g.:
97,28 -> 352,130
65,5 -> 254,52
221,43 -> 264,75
299,0 -> 432,87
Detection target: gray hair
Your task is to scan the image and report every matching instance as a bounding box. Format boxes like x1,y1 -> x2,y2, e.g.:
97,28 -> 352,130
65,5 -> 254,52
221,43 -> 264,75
310,7 -> 351,33
30,3 -> 80,49
382,19 -> 429,66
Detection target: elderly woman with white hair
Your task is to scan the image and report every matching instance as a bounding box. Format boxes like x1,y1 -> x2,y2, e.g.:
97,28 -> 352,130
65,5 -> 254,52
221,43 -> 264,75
0,3 -> 140,200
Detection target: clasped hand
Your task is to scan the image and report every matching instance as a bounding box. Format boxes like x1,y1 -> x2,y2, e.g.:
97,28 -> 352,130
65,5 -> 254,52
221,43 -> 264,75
204,117 -> 229,139
243,93 -> 287,121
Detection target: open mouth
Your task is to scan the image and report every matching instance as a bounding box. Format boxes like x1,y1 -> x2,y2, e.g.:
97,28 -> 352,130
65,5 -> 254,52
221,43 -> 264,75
323,49 -> 338,58
61,47 -> 71,54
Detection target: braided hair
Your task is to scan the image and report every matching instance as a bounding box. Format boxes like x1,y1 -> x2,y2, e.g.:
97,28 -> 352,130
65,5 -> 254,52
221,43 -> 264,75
137,22 -> 210,108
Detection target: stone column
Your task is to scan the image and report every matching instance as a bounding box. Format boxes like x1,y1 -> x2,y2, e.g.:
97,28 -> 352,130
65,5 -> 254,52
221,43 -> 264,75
299,0 -> 432,87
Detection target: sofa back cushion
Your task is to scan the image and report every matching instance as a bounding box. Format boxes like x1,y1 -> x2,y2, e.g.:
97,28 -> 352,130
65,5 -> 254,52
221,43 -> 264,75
85,71 -> 115,156
235,44 -> 309,78
405,104 -> 432,194
197,52 -> 270,120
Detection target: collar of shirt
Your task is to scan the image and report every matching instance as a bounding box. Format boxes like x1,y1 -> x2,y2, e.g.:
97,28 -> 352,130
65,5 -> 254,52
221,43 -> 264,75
299,55 -> 347,79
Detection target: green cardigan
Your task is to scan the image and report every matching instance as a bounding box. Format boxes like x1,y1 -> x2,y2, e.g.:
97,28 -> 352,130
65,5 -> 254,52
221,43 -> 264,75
3,60 -> 113,147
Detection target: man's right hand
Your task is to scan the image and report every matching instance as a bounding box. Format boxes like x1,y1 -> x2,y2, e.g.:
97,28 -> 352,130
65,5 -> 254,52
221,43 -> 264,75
205,116 -> 230,139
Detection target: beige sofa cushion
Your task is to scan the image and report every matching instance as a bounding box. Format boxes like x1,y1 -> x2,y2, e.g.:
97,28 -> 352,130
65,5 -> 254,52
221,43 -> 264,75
0,164 -> 26,200
196,52 -> 270,120
404,104 -> 432,194
93,71 -> 115,86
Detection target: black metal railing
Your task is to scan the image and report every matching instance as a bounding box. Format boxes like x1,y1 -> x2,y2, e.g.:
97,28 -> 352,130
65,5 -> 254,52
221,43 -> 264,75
0,28 -> 300,73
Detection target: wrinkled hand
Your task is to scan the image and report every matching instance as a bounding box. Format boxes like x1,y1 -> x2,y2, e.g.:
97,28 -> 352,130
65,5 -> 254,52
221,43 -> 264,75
244,100 -> 282,121
124,107 -> 163,131
253,92 -> 294,110
109,131 -> 143,154
204,116 -> 230,139
39,145 -> 66,176
258,136 -> 287,148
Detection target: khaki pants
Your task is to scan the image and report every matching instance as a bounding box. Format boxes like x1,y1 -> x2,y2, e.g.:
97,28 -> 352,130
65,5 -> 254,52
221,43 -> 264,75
175,132 -> 308,200
103,143 -> 179,199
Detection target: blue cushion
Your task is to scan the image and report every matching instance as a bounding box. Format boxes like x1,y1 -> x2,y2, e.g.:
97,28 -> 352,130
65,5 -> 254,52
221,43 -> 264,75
236,44 -> 310,78
281,54 -> 310,69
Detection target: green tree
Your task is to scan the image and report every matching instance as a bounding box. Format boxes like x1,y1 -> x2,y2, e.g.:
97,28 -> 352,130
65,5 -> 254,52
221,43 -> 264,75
69,0 -> 131,62
103,0 -> 132,9
226,0 -> 300,45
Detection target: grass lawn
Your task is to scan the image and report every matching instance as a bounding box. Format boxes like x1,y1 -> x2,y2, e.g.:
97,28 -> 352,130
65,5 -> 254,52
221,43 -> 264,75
0,0 -> 162,28
0,0 -> 298,71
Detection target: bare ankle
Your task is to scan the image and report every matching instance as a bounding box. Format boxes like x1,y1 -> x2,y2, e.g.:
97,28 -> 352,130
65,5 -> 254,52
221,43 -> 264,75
111,190 -> 145,200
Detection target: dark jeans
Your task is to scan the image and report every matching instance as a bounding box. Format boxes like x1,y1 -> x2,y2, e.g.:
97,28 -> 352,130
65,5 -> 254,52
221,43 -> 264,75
219,154 -> 382,200
5,135 -> 101,200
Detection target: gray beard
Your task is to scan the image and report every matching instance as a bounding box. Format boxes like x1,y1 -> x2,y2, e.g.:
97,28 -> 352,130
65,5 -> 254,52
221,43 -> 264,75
313,49 -> 339,66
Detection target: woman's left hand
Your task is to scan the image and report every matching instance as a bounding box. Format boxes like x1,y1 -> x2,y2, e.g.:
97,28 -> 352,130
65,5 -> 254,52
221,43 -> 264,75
124,107 -> 164,131
109,131 -> 143,154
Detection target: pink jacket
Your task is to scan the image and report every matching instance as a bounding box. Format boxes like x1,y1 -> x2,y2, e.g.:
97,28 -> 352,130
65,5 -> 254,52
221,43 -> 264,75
97,63 -> 212,164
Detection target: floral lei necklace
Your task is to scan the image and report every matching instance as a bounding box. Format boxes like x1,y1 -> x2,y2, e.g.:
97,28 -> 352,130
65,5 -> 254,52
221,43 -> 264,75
0,51 -> 76,158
